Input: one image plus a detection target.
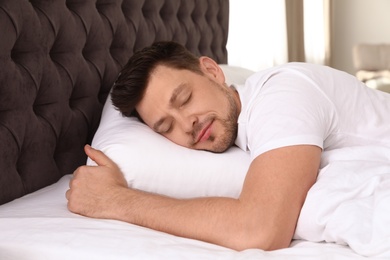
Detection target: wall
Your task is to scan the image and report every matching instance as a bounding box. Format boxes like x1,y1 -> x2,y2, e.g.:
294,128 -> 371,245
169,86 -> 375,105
331,0 -> 390,74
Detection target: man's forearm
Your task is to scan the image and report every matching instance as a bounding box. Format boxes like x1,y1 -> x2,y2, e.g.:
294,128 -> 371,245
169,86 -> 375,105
65,146 -> 268,250
107,187 -> 265,251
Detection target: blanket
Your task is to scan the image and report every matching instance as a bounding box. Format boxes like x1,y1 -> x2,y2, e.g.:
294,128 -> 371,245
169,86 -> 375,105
295,145 -> 390,257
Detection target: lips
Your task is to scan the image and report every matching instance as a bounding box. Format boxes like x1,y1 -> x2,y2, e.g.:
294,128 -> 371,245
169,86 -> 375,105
195,120 -> 213,144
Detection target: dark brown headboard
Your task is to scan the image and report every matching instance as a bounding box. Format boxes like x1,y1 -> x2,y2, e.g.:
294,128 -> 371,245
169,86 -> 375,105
0,0 -> 229,204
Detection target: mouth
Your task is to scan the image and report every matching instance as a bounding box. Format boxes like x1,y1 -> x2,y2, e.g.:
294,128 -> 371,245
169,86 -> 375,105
195,120 -> 214,144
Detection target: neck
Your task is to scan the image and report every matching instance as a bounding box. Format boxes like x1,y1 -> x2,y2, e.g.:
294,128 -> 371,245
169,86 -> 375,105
229,85 -> 242,116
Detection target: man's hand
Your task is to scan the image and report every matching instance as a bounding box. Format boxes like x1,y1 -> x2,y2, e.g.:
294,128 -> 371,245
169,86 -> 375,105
66,145 -> 128,219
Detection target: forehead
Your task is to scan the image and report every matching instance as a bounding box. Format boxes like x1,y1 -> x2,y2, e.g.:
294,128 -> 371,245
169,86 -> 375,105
144,65 -> 202,98
149,65 -> 182,88
142,66 -> 179,101
136,66 -> 192,123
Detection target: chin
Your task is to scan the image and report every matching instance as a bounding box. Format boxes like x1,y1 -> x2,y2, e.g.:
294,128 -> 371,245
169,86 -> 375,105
202,138 -> 235,153
212,144 -> 234,153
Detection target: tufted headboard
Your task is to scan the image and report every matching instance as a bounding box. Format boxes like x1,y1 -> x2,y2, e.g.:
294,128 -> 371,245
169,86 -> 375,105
0,0 -> 229,205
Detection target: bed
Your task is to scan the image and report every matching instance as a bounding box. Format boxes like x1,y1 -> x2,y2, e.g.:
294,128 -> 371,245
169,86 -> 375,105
0,0 -> 389,259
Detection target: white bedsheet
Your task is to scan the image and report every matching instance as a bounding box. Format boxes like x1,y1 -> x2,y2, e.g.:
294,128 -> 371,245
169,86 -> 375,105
2,146 -> 390,259
0,180 -> 361,259
295,145 -> 390,258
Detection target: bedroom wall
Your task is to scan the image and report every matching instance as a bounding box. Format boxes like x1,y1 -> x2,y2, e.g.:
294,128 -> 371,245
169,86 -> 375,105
331,0 -> 390,75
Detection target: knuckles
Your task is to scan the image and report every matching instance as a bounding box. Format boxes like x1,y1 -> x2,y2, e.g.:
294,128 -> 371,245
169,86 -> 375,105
73,165 -> 89,177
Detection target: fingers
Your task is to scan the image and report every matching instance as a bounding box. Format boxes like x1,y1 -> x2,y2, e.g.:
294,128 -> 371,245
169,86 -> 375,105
84,144 -> 115,168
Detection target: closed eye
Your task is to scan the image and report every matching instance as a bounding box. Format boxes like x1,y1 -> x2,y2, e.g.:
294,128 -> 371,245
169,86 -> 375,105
180,93 -> 192,108
160,119 -> 174,134
154,118 -> 173,134
164,122 -> 174,134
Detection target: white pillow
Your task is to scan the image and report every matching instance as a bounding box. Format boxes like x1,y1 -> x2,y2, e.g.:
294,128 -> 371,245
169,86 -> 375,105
218,64 -> 255,86
88,65 -> 254,199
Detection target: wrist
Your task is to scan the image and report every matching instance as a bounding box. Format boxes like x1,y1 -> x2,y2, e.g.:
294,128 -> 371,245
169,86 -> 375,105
104,186 -> 136,222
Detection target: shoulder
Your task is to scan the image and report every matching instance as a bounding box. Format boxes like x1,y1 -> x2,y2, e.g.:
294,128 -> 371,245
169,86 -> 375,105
237,63 -> 339,158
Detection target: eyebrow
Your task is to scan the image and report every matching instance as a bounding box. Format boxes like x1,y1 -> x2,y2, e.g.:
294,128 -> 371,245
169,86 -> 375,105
152,83 -> 187,132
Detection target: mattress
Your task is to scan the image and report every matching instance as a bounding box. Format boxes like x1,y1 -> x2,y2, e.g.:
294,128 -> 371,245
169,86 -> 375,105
0,174 -> 364,260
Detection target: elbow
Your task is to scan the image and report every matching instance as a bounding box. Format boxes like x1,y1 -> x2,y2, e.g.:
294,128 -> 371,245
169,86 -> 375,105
232,237 -> 291,252
229,226 -> 292,252
252,236 -> 291,251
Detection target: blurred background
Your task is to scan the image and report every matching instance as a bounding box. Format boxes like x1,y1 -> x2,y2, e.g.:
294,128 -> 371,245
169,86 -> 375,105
227,0 -> 390,78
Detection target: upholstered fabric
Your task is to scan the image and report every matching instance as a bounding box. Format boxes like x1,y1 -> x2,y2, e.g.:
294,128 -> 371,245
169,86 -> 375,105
0,0 -> 229,204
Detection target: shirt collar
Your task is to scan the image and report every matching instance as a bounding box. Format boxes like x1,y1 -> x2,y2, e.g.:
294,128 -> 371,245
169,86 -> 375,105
231,84 -> 249,152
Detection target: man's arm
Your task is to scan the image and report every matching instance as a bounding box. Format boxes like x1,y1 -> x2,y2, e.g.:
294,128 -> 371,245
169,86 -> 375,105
66,144 -> 321,251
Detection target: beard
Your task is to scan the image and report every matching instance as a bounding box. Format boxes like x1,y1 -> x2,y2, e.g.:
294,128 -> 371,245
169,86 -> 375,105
190,81 -> 239,153
210,93 -> 239,153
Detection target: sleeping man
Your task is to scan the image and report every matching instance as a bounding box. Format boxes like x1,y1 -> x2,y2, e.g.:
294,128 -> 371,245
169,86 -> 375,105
66,41 -> 390,251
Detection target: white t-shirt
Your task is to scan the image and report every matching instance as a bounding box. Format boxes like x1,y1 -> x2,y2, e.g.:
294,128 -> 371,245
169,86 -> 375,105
234,62 -> 390,160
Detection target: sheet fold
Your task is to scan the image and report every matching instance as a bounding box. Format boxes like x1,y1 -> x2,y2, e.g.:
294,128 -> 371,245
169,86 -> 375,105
295,145 -> 390,257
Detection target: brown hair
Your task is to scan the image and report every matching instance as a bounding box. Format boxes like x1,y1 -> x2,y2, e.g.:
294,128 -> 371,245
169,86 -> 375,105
111,41 -> 203,119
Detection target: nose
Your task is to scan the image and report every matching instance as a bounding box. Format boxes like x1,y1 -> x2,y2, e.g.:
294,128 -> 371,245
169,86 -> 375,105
177,113 -> 197,134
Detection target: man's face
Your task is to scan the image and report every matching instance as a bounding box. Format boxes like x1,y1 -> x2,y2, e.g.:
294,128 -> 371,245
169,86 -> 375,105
136,59 -> 241,153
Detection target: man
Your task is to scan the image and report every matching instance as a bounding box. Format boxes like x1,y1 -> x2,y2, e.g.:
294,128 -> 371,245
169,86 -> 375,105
66,42 -> 390,251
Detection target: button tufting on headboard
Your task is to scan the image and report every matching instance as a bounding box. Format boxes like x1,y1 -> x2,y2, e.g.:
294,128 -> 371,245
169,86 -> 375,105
0,0 -> 228,204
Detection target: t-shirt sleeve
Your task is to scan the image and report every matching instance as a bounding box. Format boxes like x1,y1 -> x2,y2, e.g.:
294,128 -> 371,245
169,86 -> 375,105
246,71 -> 336,159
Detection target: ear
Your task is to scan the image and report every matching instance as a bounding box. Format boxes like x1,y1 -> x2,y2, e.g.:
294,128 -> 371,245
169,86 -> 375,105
199,56 -> 226,84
